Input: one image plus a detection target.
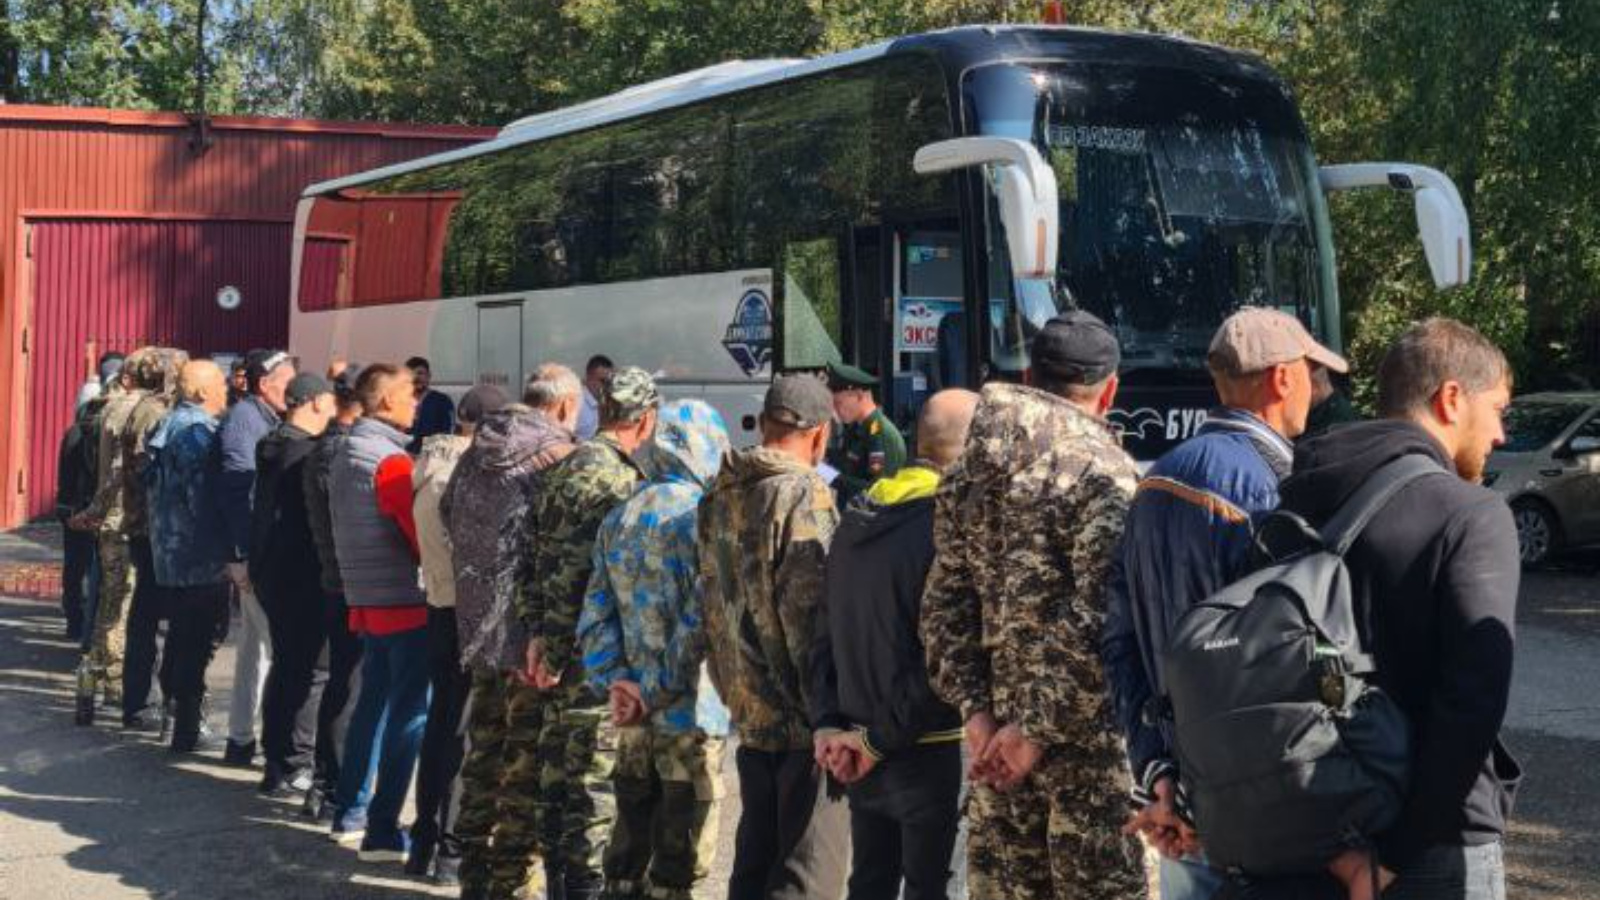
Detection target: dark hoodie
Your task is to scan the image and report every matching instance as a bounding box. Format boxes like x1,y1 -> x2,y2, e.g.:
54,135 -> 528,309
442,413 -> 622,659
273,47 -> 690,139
812,464 -> 962,758
1279,419 -> 1522,869
441,406 -> 576,672
249,422 -> 321,594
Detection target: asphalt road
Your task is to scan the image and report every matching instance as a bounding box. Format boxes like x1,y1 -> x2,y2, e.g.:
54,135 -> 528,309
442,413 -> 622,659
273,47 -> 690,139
0,524 -> 1594,898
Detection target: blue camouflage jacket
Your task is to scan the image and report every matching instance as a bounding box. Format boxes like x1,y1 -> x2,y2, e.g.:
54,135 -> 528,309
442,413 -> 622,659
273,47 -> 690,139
577,399 -> 733,735
145,402 -> 230,587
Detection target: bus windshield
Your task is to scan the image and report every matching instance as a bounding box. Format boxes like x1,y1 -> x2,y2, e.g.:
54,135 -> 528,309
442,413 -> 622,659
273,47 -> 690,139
970,62 -> 1337,382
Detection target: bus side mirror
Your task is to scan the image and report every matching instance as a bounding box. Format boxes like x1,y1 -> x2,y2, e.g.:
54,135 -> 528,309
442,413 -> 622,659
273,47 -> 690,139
914,137 -> 1059,279
1319,163 -> 1472,289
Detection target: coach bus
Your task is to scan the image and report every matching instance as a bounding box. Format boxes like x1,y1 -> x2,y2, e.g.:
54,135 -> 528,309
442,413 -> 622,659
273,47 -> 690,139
288,25 -> 1469,457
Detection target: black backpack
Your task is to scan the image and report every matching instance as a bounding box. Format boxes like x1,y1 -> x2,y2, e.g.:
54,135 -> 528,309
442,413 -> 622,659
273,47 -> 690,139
1160,454 -> 1441,876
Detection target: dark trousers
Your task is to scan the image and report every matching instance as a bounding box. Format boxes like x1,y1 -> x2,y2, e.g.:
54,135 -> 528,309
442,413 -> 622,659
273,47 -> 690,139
313,591 -> 363,795
730,746 -> 850,900
61,525 -> 97,640
846,742 -> 962,900
412,607 -> 471,858
166,583 -> 230,744
259,577 -> 329,776
122,537 -> 174,721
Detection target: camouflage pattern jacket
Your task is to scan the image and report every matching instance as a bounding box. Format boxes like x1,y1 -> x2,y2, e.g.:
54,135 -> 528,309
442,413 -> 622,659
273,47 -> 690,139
445,407 -> 576,672
920,382 -> 1138,753
144,402 -> 229,587
82,387 -> 148,532
698,445 -> 838,752
120,390 -> 177,539
516,431 -> 643,696
576,400 -> 730,734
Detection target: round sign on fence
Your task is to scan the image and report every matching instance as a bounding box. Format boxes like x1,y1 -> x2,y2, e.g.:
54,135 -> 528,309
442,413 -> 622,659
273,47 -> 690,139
216,285 -> 242,311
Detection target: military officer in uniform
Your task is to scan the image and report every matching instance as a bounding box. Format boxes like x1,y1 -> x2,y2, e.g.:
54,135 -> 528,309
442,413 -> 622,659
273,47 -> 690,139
825,362 -> 906,506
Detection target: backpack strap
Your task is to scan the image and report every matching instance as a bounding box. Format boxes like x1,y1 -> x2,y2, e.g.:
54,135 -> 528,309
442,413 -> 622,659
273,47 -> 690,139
1320,454 -> 1444,557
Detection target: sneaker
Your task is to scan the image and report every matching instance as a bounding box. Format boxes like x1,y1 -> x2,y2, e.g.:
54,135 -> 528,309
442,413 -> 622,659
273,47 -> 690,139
431,855 -> 461,888
301,787 -> 334,823
222,739 -> 257,768
169,732 -> 227,755
121,711 -> 161,734
158,698 -> 174,742
357,828 -> 411,863
258,768 -> 315,798
329,811 -> 368,845
403,840 -> 436,877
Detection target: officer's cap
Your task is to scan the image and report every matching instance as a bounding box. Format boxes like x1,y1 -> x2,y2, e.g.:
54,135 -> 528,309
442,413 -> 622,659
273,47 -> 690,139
826,362 -> 877,392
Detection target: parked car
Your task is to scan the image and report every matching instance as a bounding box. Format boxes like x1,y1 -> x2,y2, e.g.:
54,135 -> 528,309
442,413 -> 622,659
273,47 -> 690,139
1484,392 -> 1600,565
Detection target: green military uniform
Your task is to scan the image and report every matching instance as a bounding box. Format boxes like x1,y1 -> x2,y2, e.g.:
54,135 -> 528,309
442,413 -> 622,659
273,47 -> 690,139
921,378 -> 1146,893
824,363 -> 906,506
515,367 -> 657,897
455,670 -> 550,898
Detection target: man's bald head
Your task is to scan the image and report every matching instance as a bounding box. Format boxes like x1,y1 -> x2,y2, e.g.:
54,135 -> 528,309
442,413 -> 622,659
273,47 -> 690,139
179,360 -> 228,415
918,389 -> 980,470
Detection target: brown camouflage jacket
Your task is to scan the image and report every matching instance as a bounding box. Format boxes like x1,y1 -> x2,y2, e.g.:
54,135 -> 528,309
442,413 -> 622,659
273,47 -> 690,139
698,445 -> 838,752
921,382 -> 1137,752
83,387 -> 148,532
119,391 -> 177,539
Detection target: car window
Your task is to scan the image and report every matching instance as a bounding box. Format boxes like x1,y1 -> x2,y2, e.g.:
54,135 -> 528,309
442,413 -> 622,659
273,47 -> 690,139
1502,401 -> 1590,452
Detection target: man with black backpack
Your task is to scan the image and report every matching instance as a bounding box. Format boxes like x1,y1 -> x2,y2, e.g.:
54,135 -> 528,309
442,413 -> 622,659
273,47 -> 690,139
1102,308 -> 1345,898
1276,318 -> 1520,899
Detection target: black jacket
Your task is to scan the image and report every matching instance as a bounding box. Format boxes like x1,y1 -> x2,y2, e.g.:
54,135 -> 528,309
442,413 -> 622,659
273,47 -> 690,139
811,471 -> 962,757
1279,420 -> 1522,868
249,422 -> 322,595
55,401 -> 101,519
303,423 -> 348,595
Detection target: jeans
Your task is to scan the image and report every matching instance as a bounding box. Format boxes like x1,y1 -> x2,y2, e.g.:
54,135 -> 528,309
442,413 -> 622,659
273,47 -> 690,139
1386,842 -> 1505,900
259,576 -> 328,776
61,525 -> 97,640
1160,855 -> 1227,900
122,537 -> 173,721
166,584 -> 230,745
226,563 -> 272,746
730,746 -> 850,900
334,624 -> 431,837
313,592 -> 363,796
846,742 -> 962,900
412,607 -> 470,858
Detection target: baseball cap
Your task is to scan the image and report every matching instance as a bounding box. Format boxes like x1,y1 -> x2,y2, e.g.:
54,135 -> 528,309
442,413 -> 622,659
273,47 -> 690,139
1208,307 -> 1348,375
244,349 -> 291,380
285,373 -> 332,409
763,373 -> 833,429
600,366 -> 661,424
1031,310 -> 1121,384
457,384 -> 510,425
333,364 -> 363,404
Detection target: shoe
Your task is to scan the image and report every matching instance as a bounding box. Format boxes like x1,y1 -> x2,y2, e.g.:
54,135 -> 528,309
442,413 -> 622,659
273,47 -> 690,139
121,711 -> 161,734
158,698 -> 174,742
259,767 -> 314,798
222,739 -> 256,767
403,839 -> 436,877
357,828 -> 411,863
329,811 -> 368,845
431,855 -> 461,887
169,732 -> 227,755
301,787 -> 334,823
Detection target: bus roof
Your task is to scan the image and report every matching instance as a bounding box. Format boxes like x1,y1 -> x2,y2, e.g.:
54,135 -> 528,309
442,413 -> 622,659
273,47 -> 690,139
302,25 -> 1277,198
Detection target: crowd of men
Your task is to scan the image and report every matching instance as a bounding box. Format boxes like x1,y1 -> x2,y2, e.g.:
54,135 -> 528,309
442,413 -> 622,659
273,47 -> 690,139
47,307 -> 1519,900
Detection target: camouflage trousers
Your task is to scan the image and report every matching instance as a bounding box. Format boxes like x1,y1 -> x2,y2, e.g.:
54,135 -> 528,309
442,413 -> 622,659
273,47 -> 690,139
965,756 -> 1147,900
86,533 -> 135,704
605,725 -> 724,900
456,669 -> 550,899
537,688 -> 617,889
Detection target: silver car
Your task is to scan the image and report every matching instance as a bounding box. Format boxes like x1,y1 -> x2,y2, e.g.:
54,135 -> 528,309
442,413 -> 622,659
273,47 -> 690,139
1484,392 -> 1600,565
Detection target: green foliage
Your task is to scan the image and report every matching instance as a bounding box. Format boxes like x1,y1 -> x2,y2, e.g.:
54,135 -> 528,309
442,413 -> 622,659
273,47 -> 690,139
3,0 -> 1594,393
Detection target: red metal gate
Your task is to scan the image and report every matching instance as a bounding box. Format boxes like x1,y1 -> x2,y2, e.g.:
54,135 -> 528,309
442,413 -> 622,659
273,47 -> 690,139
24,218 -> 292,521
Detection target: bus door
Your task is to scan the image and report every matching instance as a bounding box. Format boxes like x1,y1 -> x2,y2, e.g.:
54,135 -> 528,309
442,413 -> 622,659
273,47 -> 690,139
476,300 -> 523,391
887,226 -> 965,429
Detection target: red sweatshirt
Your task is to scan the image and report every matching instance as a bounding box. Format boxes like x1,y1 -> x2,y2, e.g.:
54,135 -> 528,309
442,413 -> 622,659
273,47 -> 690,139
348,452 -> 428,636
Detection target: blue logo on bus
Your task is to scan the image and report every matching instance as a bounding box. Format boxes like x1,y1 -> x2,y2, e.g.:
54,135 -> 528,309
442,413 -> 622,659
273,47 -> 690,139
722,289 -> 773,377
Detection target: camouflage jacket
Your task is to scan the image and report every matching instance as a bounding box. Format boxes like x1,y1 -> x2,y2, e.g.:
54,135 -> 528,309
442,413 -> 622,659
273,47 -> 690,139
82,387 -> 148,532
698,445 -> 838,752
144,402 -> 229,586
517,431 -> 643,694
920,382 -> 1138,752
446,407 -> 576,672
577,400 -> 731,734
120,391 -> 177,539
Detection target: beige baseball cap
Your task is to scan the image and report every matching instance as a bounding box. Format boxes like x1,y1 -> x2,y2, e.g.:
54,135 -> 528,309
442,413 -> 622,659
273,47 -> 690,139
1208,307 -> 1349,375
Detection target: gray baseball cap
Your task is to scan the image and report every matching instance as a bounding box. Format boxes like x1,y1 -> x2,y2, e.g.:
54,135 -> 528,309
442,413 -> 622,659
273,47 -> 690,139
763,373 -> 832,429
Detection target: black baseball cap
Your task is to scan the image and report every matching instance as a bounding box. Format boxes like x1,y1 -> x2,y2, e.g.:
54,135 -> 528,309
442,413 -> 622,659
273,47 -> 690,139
333,364 -> 363,404
1031,310 -> 1121,385
457,384 -> 509,425
245,348 -> 291,381
285,373 -> 332,409
763,373 -> 833,429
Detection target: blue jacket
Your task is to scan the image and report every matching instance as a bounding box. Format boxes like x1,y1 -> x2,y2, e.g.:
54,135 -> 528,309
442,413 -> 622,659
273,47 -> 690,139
217,395 -> 280,560
145,402 -> 230,587
576,400 -> 733,735
1100,408 -> 1292,786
